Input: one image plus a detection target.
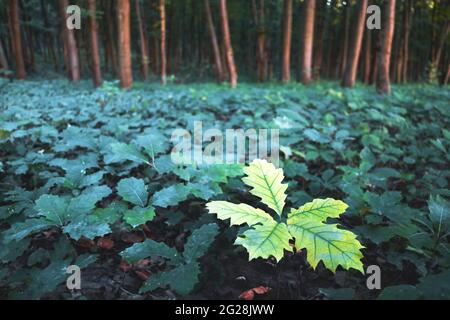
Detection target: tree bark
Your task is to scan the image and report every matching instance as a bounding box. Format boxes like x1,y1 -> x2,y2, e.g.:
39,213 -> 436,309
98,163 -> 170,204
0,39 -> 9,70
444,63 -> 450,85
281,0 -> 293,83
339,4 -> 350,78
59,0 -> 80,81
160,0 -> 167,85
301,0 -> 315,85
104,0 -> 118,75
376,0 -> 396,94
40,0 -> 58,71
363,30 -> 372,84
117,0 -> 132,88
402,0 -> 412,83
254,0 -> 267,81
135,0 -> 149,80
203,0 -> 225,82
8,0 -> 26,79
87,0 -> 102,87
219,0 -> 237,88
342,0 -> 368,87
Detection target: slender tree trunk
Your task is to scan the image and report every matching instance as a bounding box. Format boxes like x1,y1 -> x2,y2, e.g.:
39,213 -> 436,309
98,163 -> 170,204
376,0 -> 396,94
282,0 -> 293,83
313,0 -> 327,80
402,0 -> 412,83
342,0 -> 368,87
363,30 -> 372,84
59,0 -> 80,81
135,0 -> 149,80
8,0 -> 26,79
117,0 -> 132,88
444,63 -> 450,85
160,0 -> 167,85
339,4 -> 350,77
301,0 -> 315,85
254,0 -> 267,81
204,0 -> 225,82
0,40 -> 9,70
40,0 -> 58,71
105,0 -> 118,76
219,0 -> 237,88
87,0 -> 102,87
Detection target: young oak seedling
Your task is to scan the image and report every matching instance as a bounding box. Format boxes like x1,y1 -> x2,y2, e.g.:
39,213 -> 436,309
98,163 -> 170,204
207,159 -> 364,273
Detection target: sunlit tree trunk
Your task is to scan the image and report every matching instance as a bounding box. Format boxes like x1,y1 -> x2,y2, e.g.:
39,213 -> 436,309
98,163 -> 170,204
135,0 -> 149,80
219,0 -> 237,88
301,0 -> 315,85
342,0 -> 368,87
8,0 -> 26,79
87,0 -> 102,87
160,0 -> 167,85
376,0 -> 396,94
281,0 -> 292,83
204,0 -> 225,82
117,0 -> 132,88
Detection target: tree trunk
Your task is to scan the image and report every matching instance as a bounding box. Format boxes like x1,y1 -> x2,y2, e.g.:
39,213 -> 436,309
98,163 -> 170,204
313,0 -> 327,80
342,0 -> 368,87
376,0 -> 396,94
135,0 -> 149,80
117,0 -> 132,88
59,0 -> 80,81
0,39 -> 9,70
444,63 -> 450,85
87,0 -> 102,87
363,30 -> 372,84
281,0 -> 293,83
8,0 -> 26,79
254,0 -> 267,81
204,0 -> 225,82
402,0 -> 412,83
160,0 -> 167,85
301,0 -> 315,85
339,4 -> 350,78
40,0 -> 58,71
219,0 -> 237,88
104,0 -> 118,76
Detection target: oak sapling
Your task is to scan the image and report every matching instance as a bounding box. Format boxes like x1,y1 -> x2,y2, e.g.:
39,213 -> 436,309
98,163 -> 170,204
207,159 -> 365,273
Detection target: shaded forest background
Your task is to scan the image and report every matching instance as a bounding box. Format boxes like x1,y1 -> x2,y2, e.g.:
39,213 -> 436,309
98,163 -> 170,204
0,0 -> 449,92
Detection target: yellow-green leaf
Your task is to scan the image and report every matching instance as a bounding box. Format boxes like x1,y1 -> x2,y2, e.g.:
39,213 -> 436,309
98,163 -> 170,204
235,220 -> 293,262
206,201 -> 273,226
288,214 -> 364,273
242,159 -> 287,216
287,198 -> 349,225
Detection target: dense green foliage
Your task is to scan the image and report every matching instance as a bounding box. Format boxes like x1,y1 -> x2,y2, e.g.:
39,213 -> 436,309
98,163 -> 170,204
0,79 -> 449,299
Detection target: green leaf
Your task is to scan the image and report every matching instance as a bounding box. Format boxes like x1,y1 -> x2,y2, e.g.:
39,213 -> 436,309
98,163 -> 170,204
207,201 -> 273,226
117,177 -> 148,207
3,218 -> 53,243
140,262 -> 200,295
123,206 -> 156,228
120,239 -> 181,264
428,195 -> 450,235
184,223 -> 218,263
111,142 -> 150,165
242,159 -> 287,216
288,212 -> 364,272
35,195 -> 68,224
235,220 -> 293,262
153,184 -> 190,208
287,198 -> 349,224
378,285 -> 420,300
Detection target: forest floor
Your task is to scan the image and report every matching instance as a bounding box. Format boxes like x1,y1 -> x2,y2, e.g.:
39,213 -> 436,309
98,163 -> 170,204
0,79 -> 449,300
